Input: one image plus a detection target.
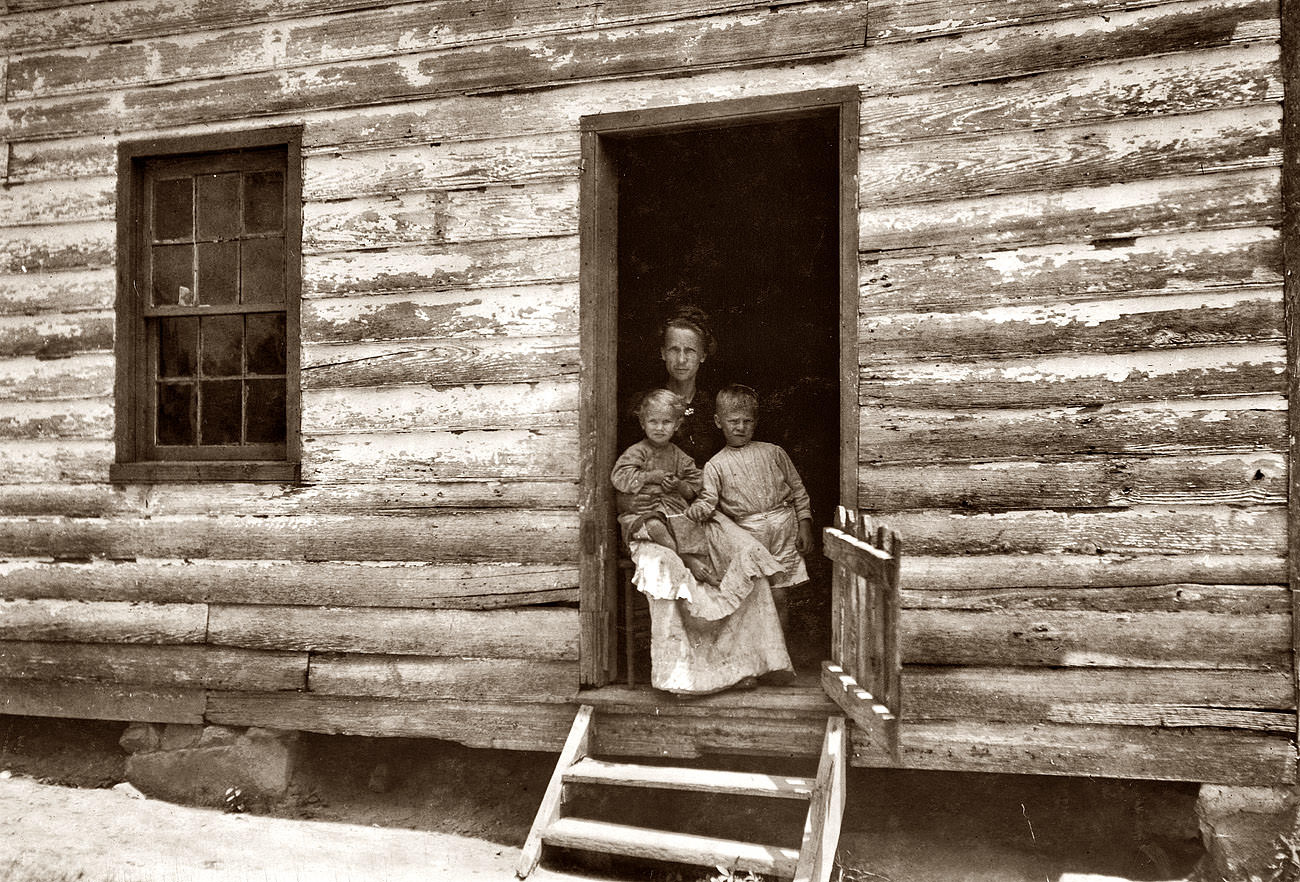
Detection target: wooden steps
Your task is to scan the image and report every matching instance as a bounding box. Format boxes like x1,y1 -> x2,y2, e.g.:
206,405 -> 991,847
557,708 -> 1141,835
516,705 -> 848,882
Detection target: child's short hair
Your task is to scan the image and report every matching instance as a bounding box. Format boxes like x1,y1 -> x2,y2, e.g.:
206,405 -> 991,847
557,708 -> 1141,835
715,383 -> 759,414
635,388 -> 686,420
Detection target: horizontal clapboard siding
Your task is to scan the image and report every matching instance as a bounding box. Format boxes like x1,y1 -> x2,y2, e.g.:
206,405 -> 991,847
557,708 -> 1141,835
0,0 -> 1290,783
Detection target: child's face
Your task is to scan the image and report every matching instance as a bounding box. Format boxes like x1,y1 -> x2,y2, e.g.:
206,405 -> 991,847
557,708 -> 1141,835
715,404 -> 756,448
640,403 -> 682,448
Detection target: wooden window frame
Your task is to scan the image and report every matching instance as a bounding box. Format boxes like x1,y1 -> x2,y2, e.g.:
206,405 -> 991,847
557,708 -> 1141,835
576,88 -> 861,687
111,127 -> 303,484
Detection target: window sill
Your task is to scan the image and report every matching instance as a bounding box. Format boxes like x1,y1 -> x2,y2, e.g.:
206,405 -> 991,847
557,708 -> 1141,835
110,461 -> 300,484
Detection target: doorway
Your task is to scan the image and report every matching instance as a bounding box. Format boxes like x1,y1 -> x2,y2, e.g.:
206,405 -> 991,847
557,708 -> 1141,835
577,89 -> 860,687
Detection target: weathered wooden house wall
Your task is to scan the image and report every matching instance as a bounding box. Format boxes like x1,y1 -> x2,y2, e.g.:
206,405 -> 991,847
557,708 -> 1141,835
0,0 -> 1292,784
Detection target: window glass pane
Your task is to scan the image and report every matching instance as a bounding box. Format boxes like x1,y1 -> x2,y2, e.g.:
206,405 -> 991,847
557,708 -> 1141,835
246,314 -> 286,375
201,315 -> 243,377
197,241 -> 239,305
158,317 -> 197,378
157,382 -> 195,445
241,237 -> 284,303
151,244 -> 194,307
196,173 -> 239,240
244,171 -> 284,233
200,380 -> 242,445
245,379 -> 286,444
153,178 -> 193,241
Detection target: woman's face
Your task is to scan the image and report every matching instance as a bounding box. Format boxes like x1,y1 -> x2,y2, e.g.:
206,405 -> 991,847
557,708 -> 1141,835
661,326 -> 705,385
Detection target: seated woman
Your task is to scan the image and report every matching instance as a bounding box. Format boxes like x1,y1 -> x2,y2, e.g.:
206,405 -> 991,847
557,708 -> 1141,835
617,307 -> 793,695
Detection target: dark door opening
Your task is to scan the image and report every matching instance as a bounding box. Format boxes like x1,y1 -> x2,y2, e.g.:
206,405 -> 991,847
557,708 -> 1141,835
611,113 -> 842,675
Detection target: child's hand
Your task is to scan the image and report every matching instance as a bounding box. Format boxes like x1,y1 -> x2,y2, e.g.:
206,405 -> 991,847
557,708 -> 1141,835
686,500 -> 711,523
796,518 -> 814,555
642,469 -> 668,486
661,474 -> 681,493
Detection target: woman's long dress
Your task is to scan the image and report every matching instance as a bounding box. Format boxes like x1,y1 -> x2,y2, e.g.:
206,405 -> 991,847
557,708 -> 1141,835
630,512 -> 793,694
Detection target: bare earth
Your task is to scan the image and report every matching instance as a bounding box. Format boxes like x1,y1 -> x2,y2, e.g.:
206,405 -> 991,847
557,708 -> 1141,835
0,715 -> 1203,882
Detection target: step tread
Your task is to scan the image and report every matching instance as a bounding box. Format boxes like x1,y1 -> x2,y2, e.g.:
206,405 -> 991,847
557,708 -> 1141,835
542,817 -> 800,878
564,758 -> 814,799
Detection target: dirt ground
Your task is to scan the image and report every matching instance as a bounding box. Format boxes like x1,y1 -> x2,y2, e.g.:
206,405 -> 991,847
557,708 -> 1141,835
0,713 -> 1204,882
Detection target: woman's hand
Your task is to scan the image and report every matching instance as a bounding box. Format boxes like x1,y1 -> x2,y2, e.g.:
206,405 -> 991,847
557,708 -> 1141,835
796,518 -> 814,555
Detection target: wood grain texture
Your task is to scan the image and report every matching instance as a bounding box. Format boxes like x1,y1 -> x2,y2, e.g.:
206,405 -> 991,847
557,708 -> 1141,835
880,507 -> 1286,556
902,552 -> 1287,589
860,454 -> 1286,511
860,344 -> 1286,408
307,654 -> 578,701
902,583 -> 1288,614
301,283 -> 576,344
860,167 -> 1280,256
0,176 -> 115,227
860,103 -> 1281,206
860,396 -> 1286,464
0,678 -> 205,724
208,604 -> 579,658
302,337 -> 579,389
0,599 -> 206,644
302,236 -> 576,298
0,312 -> 115,360
0,354 -> 112,401
859,287 -> 1282,363
0,221 -> 114,273
302,381 -> 578,433
0,439 -> 113,483
301,428 -> 578,481
860,227 -> 1282,314
0,398 -> 114,440
0,640 -> 307,690
902,608 -> 1289,668
0,511 -> 579,562
0,558 -> 579,608
0,268 -> 115,316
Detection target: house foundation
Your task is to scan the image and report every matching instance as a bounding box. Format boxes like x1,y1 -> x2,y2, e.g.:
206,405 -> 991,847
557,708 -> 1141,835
119,723 -> 298,811
1197,783 -> 1299,881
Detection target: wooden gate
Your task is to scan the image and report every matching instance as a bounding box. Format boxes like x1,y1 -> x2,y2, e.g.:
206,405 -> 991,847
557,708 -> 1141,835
820,506 -> 902,760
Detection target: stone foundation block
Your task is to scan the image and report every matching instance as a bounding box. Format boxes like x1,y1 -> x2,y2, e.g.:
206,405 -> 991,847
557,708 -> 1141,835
123,724 -> 299,809
1197,784 -> 1299,881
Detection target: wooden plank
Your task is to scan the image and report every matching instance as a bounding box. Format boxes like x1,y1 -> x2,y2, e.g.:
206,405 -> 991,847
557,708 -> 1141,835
869,0 -> 1229,40
518,703 -> 592,878
541,818 -> 800,880
1044,703 -> 1294,731
902,583 -> 1289,614
0,640 -> 307,690
0,511 -> 579,562
597,710 -> 827,758
0,220 -> 115,273
901,608 -> 1289,669
873,721 -> 1296,784
794,716 -> 847,882
0,678 -> 205,724
302,236 -> 576,298
0,268 -> 115,316
861,102 -> 1281,206
563,757 -> 815,798
882,506 -> 1286,556
0,176 -> 114,227
0,397 -> 122,441
301,428 -> 578,481
208,604 -> 580,659
302,337 -> 579,389
859,287 -> 1283,363
301,283 -> 576,343
7,136 -> 117,184
2,437 -> 115,486
860,454 -> 1287,511
860,396 -> 1286,464
860,344 -> 1286,408
0,558 -> 579,608
1284,0 -> 1300,751
0,312 -> 115,359
860,167 -> 1280,256
0,599 -> 206,644
904,552 -> 1287,589
0,484 -> 142,517
861,227 -> 1282,315
303,182 -> 579,253
0,353 -> 112,402
302,132 -> 579,200
4,2 -> 869,138
302,381 -> 578,434
204,692 -> 576,750
905,666 -> 1295,718
308,655 -> 577,702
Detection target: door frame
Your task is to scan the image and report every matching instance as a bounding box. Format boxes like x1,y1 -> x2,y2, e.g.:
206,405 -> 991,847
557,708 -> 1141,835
576,87 -> 862,686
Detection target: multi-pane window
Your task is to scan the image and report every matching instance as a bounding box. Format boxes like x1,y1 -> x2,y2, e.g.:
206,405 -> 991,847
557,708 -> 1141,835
114,130 -> 301,482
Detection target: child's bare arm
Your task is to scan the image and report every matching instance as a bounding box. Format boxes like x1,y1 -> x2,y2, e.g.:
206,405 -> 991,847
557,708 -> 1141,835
685,461 -> 720,522
796,517 -> 814,555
